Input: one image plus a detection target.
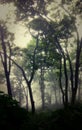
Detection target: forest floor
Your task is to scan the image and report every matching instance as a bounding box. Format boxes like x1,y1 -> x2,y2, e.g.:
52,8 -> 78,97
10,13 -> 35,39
0,92 -> 82,130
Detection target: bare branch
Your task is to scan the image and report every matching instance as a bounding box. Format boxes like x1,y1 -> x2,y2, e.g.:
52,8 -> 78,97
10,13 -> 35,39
0,51 -> 29,85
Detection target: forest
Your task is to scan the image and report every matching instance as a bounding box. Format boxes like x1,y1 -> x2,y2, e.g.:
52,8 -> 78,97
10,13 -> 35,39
0,0 -> 82,129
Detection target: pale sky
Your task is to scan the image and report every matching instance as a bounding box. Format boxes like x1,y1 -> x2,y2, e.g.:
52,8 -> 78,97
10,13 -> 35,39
0,3 -> 31,48
8,22 -> 32,48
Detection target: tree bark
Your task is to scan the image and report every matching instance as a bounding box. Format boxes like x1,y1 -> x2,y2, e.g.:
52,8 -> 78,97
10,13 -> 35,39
5,71 -> 12,97
0,26 -> 12,97
63,55 -> 68,107
28,82 -> 35,114
71,39 -> 82,104
59,58 -> 65,105
71,49 -> 80,104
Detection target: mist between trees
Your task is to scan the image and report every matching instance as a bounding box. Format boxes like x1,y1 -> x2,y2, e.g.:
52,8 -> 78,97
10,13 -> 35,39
0,0 -> 82,113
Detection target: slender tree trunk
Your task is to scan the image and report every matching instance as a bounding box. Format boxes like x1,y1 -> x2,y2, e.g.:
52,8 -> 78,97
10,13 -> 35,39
71,51 -> 80,104
59,58 -> 65,105
5,56 -> 36,113
78,74 -> 81,101
63,56 -> 68,107
22,84 -> 28,110
39,68 -> 45,110
28,82 -> 35,114
0,26 -> 12,97
5,72 -> 12,97
23,70 -> 35,113
71,39 -> 82,104
66,49 -> 74,101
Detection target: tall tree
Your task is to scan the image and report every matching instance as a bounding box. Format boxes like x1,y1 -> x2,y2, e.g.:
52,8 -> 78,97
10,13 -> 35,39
14,0 -> 82,105
0,24 -> 14,97
9,36 -> 40,113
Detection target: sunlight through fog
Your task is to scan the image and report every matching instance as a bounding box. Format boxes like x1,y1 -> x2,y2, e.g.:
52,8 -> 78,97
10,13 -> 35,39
0,3 -> 31,48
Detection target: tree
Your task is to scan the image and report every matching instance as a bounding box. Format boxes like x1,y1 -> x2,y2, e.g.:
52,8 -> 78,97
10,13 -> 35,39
27,14 -> 75,106
14,0 -> 82,106
9,36 -> 40,113
60,0 -> 82,104
22,35 -> 61,109
0,23 -> 14,97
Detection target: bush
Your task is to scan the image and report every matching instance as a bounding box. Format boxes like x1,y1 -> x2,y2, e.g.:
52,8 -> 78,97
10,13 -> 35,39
0,91 -> 28,130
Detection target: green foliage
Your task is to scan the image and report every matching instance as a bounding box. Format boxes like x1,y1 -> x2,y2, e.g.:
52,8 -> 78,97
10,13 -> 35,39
22,37 -> 61,73
58,15 -> 75,39
22,41 -> 37,72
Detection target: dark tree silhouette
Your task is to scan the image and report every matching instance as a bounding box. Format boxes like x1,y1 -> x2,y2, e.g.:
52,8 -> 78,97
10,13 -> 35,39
0,24 -> 14,97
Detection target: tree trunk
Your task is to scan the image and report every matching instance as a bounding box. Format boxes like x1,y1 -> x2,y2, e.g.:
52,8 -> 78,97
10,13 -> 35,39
8,58 -> 35,113
63,56 -> 68,107
5,72 -> 12,97
0,26 -> 12,97
39,68 -> 45,110
28,82 -> 35,114
71,53 -> 80,104
66,50 -> 74,97
71,39 -> 82,104
59,58 -> 65,105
